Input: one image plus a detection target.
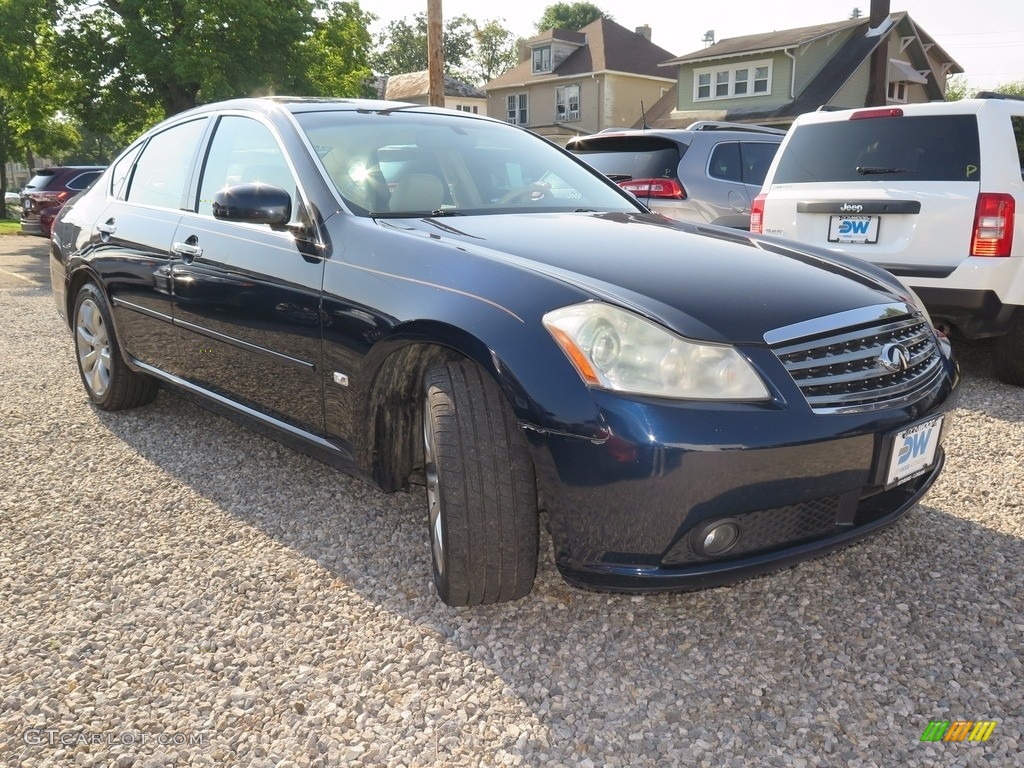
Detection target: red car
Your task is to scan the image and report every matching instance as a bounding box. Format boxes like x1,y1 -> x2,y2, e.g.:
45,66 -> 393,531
20,166 -> 104,237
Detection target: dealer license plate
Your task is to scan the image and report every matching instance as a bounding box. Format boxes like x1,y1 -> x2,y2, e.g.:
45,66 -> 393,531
885,415 -> 943,486
828,215 -> 879,244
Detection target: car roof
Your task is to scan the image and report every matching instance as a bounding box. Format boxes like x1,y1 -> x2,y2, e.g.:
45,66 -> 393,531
569,123 -> 785,146
177,96 -> 492,120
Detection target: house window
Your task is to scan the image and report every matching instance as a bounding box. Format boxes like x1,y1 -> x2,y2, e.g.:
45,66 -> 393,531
734,69 -> 749,95
556,84 -> 580,122
507,93 -> 528,125
887,81 -> 908,102
697,73 -> 711,100
456,105 -> 479,113
694,60 -> 772,101
532,47 -> 552,73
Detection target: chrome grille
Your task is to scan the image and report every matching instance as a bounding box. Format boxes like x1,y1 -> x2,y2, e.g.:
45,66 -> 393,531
766,303 -> 943,414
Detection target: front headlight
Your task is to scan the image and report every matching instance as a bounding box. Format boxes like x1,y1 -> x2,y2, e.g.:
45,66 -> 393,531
543,303 -> 770,400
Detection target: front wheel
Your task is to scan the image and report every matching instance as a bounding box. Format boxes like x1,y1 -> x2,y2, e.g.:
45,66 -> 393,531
422,361 -> 538,606
992,315 -> 1024,386
73,283 -> 158,410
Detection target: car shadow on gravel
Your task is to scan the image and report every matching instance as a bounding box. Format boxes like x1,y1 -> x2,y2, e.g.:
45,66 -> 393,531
89,355 -> 1024,763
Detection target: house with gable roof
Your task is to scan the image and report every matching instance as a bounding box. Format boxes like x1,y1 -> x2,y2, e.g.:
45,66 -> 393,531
381,70 -> 488,116
643,1 -> 962,129
483,18 -> 676,144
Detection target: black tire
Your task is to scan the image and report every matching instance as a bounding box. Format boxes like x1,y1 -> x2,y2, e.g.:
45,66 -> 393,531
992,316 -> 1024,386
422,361 -> 538,606
72,283 -> 158,410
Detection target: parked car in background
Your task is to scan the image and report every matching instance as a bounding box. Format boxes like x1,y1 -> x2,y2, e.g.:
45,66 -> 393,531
50,98 -> 957,606
753,94 -> 1024,385
20,166 -> 104,238
5,190 -> 21,205
566,122 -> 785,229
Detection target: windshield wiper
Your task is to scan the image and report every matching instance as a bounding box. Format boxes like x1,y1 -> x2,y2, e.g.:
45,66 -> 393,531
856,166 -> 916,175
370,209 -> 465,218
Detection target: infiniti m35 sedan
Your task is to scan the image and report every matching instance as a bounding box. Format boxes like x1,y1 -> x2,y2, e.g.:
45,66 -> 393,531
49,98 -> 958,605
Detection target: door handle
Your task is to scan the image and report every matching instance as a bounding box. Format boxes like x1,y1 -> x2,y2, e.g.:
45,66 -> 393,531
171,240 -> 203,262
96,220 -> 116,236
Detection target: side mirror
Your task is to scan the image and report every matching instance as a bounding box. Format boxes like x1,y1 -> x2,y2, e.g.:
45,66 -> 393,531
212,183 -> 291,227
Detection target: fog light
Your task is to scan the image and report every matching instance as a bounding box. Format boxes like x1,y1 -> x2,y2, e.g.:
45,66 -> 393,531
691,519 -> 740,556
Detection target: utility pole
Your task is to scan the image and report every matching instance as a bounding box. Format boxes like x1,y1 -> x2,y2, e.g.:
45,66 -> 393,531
427,0 -> 444,107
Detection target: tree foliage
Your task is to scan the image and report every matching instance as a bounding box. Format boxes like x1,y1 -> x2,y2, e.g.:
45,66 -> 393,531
535,2 -> 610,33
57,0 -> 320,118
0,0 -> 78,211
468,21 -> 519,85
372,12 -> 476,80
946,76 -> 1024,101
300,2 -> 376,98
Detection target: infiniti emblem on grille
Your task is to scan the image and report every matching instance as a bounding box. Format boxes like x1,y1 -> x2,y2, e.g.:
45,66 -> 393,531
880,342 -> 911,372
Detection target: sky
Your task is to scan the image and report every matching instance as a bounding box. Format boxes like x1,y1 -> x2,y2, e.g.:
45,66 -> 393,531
363,0 -> 1023,90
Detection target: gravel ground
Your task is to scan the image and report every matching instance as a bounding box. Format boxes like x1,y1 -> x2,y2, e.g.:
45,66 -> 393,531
1,234 -> 1022,767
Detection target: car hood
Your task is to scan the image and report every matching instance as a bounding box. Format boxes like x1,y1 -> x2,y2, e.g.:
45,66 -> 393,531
378,211 -> 912,345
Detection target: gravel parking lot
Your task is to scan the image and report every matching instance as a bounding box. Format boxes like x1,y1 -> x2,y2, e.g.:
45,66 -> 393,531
1,233 -> 1022,767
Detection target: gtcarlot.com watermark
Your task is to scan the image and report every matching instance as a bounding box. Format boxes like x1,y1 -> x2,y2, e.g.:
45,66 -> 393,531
24,729 -> 207,747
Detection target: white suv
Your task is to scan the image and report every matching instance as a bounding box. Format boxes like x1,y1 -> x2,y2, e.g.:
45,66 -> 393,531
753,94 -> 1024,384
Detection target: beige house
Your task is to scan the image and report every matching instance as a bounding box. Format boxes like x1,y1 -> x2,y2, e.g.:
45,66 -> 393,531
645,2 -> 962,129
382,71 -> 488,116
484,18 -> 676,144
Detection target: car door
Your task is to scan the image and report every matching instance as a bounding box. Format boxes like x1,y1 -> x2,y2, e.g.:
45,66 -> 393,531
170,113 -> 326,436
90,117 -> 210,375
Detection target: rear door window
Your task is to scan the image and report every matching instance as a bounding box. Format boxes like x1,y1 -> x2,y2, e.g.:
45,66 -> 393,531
740,141 -> 779,186
127,118 -> 208,209
773,115 -> 980,183
1012,116 -> 1024,180
66,171 -> 102,191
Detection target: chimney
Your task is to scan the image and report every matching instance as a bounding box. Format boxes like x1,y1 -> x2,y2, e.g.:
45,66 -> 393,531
865,0 -> 892,106
635,25 -> 652,41
869,0 -> 890,27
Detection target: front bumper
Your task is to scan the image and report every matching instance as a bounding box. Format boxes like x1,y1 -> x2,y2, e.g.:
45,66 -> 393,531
524,354 -> 958,593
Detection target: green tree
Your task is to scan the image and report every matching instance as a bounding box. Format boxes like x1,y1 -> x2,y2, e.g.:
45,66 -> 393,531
57,0 -> 320,117
468,20 -> 519,85
535,2 -> 610,33
300,1 -> 376,97
372,13 -> 476,79
992,80 -> 1024,97
0,0 -> 78,215
944,74 -> 975,101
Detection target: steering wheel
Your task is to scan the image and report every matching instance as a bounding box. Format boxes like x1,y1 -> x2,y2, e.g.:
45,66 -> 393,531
496,182 -> 550,205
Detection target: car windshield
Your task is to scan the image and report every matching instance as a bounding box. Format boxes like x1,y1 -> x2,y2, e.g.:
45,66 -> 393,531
294,109 -> 641,217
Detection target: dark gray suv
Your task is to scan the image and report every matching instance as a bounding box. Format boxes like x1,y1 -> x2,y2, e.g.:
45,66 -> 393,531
567,122 -> 785,229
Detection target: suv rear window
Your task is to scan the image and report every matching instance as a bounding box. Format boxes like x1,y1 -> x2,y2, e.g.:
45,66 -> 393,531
773,114 -> 980,183
24,171 -> 58,191
569,137 -> 683,182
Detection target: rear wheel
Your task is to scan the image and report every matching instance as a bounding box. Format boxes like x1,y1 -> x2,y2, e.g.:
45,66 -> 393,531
422,361 -> 538,606
992,316 -> 1024,386
73,283 -> 158,410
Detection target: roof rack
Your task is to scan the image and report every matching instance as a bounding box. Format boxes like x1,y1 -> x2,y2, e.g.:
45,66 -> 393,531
975,91 -> 1024,102
685,120 -> 787,135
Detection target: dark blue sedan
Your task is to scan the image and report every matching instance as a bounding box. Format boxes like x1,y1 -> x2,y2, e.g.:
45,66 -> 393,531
49,98 -> 958,605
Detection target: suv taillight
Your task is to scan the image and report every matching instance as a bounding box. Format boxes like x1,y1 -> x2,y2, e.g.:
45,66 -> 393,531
971,193 -> 1015,257
750,193 -> 767,234
618,178 -> 685,200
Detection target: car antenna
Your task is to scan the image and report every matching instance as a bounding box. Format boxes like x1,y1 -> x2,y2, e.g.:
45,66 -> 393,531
640,100 -> 650,130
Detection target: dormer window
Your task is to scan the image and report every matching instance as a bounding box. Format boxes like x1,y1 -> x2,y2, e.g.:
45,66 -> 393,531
532,46 -> 552,73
